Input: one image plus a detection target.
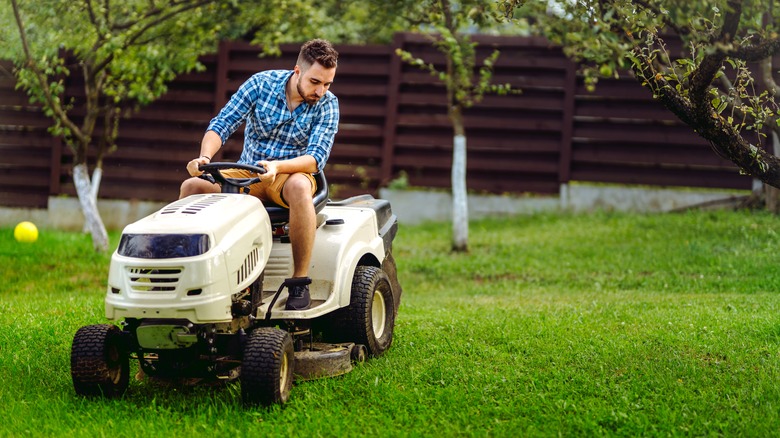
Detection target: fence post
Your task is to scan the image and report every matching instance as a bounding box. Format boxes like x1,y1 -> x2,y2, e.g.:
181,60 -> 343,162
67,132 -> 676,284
379,32 -> 405,187
214,40 -> 230,114
558,58 -> 577,186
211,40 -> 230,161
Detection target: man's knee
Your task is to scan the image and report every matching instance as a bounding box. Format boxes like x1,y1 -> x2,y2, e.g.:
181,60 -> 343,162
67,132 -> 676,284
180,177 -> 217,198
283,175 -> 314,202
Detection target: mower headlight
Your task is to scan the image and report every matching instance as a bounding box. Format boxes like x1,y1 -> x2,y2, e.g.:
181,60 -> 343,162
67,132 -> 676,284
117,234 -> 210,259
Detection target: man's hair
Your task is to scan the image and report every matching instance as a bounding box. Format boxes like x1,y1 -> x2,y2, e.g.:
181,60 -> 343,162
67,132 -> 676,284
297,39 -> 338,70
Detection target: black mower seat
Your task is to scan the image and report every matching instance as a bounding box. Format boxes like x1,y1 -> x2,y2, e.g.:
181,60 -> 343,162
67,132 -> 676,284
265,172 -> 329,224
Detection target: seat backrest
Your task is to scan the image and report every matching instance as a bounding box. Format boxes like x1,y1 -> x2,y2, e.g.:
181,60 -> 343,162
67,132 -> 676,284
266,172 -> 329,224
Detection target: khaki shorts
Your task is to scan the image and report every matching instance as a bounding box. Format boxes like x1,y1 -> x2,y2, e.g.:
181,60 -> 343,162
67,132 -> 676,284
221,170 -> 315,209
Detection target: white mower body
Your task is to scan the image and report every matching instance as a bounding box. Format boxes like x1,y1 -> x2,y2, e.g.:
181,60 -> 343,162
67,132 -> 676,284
105,193 -> 394,324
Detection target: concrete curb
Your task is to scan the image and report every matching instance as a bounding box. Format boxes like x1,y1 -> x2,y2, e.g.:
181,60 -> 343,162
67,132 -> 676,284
381,184 -> 750,225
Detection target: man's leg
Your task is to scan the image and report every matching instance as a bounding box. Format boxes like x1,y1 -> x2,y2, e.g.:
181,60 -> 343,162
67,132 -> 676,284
180,176 -> 220,198
283,173 -> 316,277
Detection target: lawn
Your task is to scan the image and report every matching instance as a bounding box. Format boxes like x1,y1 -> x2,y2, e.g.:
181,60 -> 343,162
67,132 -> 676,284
1,210 -> 779,436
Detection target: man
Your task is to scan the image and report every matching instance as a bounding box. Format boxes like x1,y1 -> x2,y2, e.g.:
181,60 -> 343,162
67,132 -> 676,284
179,39 -> 339,311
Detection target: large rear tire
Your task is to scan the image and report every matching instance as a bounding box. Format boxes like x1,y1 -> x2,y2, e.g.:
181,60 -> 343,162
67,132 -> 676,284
241,327 -> 294,406
71,324 -> 129,398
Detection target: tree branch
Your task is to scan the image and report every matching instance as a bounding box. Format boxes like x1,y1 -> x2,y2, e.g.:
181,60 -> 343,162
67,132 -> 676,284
85,0 -> 109,55
111,0 -> 203,31
689,0 -> 742,103
84,0 -> 101,32
726,37 -> 780,62
760,57 -> 780,96
631,46 -> 697,127
633,35 -> 780,187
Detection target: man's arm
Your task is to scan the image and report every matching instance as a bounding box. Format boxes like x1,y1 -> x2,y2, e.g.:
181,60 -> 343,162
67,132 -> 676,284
199,130 -> 223,161
186,130 -> 223,176
186,74 -> 261,176
305,95 -> 339,172
259,155 -> 318,183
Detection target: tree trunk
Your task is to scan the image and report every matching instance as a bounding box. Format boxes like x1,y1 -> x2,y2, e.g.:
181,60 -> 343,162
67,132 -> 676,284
758,53 -> 780,214
767,131 -> 780,214
451,130 -> 468,252
73,163 -> 109,252
82,167 -> 103,233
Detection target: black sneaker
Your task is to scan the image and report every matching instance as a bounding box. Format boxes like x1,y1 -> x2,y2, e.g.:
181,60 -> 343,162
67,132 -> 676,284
284,277 -> 311,310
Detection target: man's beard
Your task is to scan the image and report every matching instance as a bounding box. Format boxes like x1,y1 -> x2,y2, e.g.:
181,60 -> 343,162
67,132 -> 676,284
297,78 -> 321,105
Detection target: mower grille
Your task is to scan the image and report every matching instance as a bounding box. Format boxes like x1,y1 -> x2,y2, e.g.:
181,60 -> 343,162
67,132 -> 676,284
127,267 -> 183,292
236,248 -> 260,285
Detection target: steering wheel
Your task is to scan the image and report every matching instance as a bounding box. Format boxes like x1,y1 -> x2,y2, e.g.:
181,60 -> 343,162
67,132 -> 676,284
198,162 -> 266,194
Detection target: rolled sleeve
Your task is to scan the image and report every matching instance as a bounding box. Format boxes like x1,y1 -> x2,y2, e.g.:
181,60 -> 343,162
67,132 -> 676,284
306,96 -> 340,172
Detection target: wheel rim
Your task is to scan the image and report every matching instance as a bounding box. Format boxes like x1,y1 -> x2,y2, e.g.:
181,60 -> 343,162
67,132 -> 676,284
279,349 -> 290,390
371,288 -> 387,339
107,344 -> 122,384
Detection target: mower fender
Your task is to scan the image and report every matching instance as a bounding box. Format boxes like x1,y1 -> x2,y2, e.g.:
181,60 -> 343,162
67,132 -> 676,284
309,206 -> 385,310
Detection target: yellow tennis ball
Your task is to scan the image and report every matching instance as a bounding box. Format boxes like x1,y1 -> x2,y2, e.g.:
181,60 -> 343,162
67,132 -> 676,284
14,221 -> 38,243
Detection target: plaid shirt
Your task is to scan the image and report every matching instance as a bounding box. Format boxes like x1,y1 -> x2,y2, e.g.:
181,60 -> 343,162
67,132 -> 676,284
207,70 -> 339,172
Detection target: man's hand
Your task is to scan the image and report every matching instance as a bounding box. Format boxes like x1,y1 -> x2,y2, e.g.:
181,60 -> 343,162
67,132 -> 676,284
187,156 -> 211,177
258,160 -> 278,184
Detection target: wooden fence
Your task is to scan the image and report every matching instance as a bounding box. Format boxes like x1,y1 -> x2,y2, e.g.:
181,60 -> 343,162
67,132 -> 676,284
0,33 -> 753,209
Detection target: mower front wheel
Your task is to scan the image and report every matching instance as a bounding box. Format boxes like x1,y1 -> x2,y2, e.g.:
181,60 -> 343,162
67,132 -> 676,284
70,324 -> 129,398
241,327 -> 294,406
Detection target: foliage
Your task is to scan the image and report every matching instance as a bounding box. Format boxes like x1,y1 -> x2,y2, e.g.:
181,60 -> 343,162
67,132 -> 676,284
507,0 -> 780,188
387,170 -> 410,190
308,0 -> 530,45
229,2 -> 325,56
311,0 -> 414,44
396,40 -> 511,110
395,0 -> 514,111
3,210 -> 780,435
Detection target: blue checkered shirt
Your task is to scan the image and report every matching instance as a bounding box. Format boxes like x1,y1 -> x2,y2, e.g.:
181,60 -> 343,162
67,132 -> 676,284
207,70 -> 339,172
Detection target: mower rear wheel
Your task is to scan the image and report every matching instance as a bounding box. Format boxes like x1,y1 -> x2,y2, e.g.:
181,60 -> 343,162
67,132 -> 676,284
241,327 -> 294,406
71,324 -> 129,398
344,266 -> 396,357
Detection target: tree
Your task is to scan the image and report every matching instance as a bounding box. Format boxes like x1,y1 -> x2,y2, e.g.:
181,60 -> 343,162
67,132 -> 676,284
508,0 -> 780,208
395,0 -> 513,252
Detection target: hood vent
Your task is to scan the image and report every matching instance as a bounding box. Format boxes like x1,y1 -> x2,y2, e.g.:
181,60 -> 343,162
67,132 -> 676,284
160,194 -> 229,216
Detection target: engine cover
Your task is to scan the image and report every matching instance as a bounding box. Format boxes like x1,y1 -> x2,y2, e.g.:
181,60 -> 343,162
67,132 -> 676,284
105,194 -> 273,323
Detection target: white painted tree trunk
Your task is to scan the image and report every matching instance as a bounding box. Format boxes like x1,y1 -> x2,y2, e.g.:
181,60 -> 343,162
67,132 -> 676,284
73,163 -> 109,252
452,134 -> 468,251
82,167 -> 102,233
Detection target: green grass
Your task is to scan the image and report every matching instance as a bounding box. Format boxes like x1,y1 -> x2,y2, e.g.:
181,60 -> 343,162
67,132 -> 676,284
2,210 -> 780,436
